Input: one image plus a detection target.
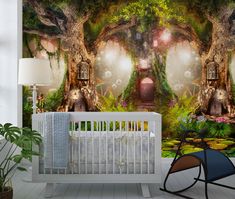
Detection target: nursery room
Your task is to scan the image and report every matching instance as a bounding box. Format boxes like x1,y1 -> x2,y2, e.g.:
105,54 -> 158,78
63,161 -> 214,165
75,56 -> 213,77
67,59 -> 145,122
1,0 -> 235,198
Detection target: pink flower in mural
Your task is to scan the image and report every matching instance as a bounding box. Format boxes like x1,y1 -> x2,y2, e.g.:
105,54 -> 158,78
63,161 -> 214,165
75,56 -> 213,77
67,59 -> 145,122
215,117 -> 227,123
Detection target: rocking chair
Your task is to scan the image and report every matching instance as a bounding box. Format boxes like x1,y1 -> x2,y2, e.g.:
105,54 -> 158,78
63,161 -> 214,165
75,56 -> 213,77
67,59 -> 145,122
160,126 -> 235,199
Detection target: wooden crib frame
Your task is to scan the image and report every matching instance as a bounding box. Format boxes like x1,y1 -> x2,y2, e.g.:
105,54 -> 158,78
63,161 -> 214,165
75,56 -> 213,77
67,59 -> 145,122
32,112 -> 162,198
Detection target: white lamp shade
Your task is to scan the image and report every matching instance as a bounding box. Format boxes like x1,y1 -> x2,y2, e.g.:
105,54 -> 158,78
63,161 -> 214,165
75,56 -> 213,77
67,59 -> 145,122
18,58 -> 52,86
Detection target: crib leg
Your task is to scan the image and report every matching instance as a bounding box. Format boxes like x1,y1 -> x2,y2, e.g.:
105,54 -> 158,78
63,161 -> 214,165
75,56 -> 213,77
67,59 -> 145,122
44,183 -> 54,198
141,183 -> 151,198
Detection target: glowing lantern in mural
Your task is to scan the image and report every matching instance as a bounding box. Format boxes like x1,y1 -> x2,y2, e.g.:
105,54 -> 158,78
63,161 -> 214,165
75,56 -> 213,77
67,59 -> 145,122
153,39 -> 158,48
207,62 -> 219,81
136,32 -> 142,40
140,77 -> 154,102
143,41 -> 148,49
77,62 -> 89,80
127,29 -> 132,38
160,29 -> 171,43
139,59 -> 149,70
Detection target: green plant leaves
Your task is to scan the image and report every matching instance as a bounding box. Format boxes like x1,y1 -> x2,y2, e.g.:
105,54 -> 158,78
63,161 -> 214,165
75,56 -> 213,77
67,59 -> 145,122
0,123 -> 42,191
17,167 -> 27,172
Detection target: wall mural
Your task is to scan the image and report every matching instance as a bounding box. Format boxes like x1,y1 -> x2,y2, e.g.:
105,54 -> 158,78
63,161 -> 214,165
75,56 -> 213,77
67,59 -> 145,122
23,0 -> 235,157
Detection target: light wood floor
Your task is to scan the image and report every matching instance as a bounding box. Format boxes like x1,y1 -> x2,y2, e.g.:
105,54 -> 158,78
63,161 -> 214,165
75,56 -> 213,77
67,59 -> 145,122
13,159 -> 235,199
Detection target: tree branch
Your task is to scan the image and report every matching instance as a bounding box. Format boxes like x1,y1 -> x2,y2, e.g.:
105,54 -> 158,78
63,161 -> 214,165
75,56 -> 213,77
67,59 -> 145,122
27,0 -> 67,32
94,17 -> 137,49
23,27 -> 64,39
171,24 -> 205,53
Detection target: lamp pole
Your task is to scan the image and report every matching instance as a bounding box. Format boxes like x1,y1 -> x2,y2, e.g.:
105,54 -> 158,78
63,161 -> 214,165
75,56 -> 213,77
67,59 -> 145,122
32,84 -> 37,114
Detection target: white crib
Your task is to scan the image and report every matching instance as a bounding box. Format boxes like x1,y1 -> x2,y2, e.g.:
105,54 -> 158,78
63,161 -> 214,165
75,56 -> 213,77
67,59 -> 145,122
32,112 -> 162,198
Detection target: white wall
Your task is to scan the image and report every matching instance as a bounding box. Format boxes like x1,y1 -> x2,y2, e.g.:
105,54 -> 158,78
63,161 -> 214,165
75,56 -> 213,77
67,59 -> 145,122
0,0 -> 22,126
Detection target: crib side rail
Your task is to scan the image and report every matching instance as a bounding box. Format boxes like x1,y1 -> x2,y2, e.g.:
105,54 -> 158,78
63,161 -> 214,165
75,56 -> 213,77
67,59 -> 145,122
31,112 -> 162,184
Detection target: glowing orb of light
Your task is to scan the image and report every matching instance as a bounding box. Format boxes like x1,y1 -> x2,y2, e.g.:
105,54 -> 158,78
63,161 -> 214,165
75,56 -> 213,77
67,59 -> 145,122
184,71 -> 192,79
139,59 -> 149,69
95,40 -> 134,97
160,29 -> 171,43
119,56 -> 133,73
166,41 -> 201,96
104,70 -> 112,79
105,50 -> 117,62
179,49 -> 191,64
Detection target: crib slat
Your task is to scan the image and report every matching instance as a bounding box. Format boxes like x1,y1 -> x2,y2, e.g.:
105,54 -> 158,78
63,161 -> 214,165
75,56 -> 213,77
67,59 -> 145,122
92,121 -> 94,174
85,121 -> 88,174
134,121 -> 136,174
71,121 -> 75,174
113,121 -> 115,174
99,121 -> 101,174
126,121 -> 129,174
141,121 -> 143,174
106,121 -> 108,174
119,121 -> 122,174
78,121 -> 81,174
148,121 -> 150,174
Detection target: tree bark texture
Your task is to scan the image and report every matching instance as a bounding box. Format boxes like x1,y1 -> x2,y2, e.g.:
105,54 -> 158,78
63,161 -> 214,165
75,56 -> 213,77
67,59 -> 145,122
199,8 -> 235,116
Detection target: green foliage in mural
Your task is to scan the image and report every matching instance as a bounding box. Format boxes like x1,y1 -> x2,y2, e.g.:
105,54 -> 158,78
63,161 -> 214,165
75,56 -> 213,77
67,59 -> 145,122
233,84 -> 235,104
97,92 -> 135,112
152,55 -> 175,106
44,75 -> 66,112
175,0 -> 235,16
122,70 -> 138,101
23,87 -> 33,128
161,95 -> 198,137
209,120 -> 232,138
111,0 -> 184,31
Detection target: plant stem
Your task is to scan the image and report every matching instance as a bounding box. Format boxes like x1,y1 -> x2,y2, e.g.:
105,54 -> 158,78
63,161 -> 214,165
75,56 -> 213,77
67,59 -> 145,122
3,168 -> 17,188
0,143 -> 14,168
2,145 -> 18,171
3,163 -> 17,179
0,140 -> 8,152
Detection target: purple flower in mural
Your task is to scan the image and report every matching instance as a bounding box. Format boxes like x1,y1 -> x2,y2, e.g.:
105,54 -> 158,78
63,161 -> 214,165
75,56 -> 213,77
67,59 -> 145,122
168,100 -> 176,107
121,101 -> 127,108
197,115 -> 207,123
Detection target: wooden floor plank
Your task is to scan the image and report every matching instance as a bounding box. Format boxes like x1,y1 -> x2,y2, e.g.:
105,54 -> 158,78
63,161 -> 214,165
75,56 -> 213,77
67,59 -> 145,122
11,159 -> 235,199
101,183 -> 114,199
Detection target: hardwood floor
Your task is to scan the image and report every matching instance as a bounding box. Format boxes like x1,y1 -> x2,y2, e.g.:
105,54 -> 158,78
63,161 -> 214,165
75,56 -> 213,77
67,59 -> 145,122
12,159 -> 235,199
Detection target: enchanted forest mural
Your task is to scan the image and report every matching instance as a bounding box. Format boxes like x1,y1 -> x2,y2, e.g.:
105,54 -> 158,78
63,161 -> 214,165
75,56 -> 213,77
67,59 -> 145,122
23,0 -> 235,157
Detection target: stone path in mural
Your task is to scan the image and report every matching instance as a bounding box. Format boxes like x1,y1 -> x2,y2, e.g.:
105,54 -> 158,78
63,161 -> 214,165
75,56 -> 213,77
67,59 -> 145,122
162,138 -> 235,157
136,102 -> 155,111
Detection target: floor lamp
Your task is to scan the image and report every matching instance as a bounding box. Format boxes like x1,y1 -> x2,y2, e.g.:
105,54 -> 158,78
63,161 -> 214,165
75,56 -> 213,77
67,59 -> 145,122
18,58 -> 51,114
18,58 -> 51,181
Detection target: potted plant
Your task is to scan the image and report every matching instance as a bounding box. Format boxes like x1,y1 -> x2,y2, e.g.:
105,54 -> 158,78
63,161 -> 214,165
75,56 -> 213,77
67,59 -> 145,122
0,123 -> 42,199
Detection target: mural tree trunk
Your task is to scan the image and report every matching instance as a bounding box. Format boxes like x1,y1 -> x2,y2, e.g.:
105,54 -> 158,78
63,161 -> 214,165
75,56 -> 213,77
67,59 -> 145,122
24,1 -> 136,112
199,7 -> 235,116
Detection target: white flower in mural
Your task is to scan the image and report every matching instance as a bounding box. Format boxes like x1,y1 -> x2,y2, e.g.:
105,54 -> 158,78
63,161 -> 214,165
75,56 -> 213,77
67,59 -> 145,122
184,70 -> 192,79
174,83 -> 184,91
112,84 -> 117,89
104,71 -> 112,79
116,79 -> 122,85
